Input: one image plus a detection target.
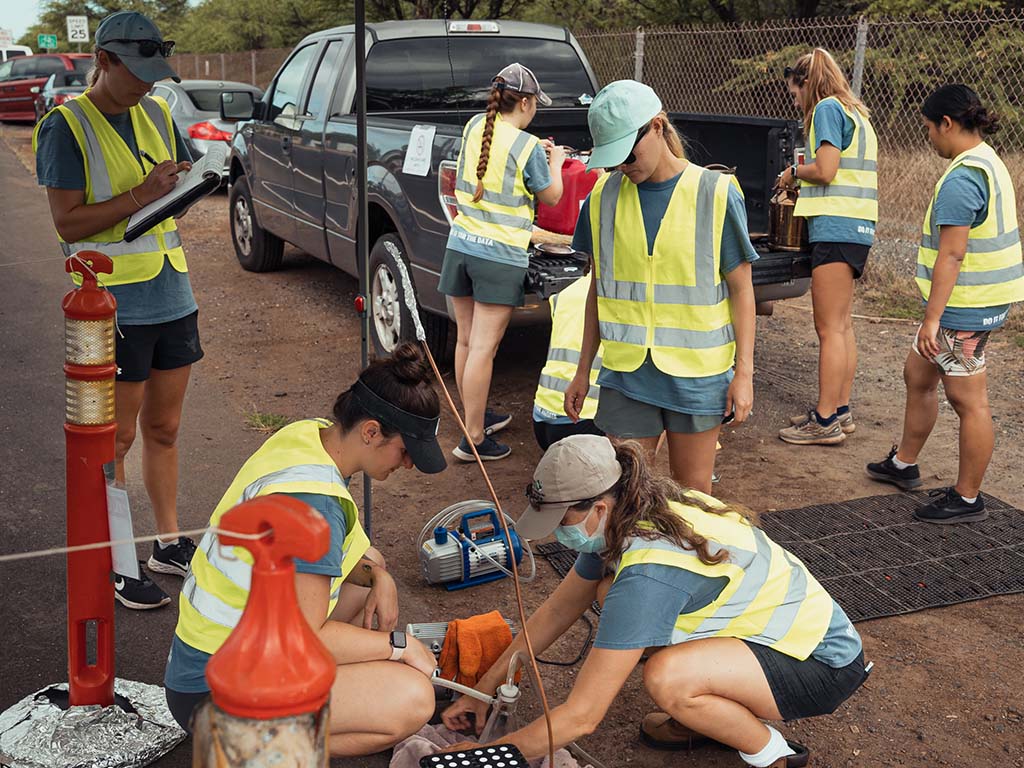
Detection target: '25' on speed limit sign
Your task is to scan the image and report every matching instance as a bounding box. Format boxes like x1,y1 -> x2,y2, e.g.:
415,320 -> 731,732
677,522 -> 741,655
66,16 -> 89,43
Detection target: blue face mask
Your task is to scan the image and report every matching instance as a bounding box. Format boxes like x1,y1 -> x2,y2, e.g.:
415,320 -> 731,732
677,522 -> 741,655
554,508 -> 606,554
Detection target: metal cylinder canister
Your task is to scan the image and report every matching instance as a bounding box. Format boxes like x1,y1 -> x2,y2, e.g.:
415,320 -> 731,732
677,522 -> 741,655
769,186 -> 808,252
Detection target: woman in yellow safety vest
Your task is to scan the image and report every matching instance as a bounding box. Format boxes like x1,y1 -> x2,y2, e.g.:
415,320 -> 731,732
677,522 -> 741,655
564,80 -> 756,494
164,343 -> 445,756
439,62 -> 566,463
777,48 -> 879,447
866,85 -> 1023,524
442,435 -> 868,767
34,11 -> 200,610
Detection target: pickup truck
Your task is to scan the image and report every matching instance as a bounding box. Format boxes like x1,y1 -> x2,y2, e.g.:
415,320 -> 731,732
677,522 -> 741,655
221,20 -> 810,358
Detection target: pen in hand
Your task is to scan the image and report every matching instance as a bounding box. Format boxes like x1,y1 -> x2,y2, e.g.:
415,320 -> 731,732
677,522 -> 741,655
139,149 -> 159,167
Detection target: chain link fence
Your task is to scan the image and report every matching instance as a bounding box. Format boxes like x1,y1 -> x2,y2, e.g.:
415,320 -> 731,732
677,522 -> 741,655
173,49 -> 291,91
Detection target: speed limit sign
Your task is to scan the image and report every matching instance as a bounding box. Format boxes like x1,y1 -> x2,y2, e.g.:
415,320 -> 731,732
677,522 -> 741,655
66,16 -> 89,44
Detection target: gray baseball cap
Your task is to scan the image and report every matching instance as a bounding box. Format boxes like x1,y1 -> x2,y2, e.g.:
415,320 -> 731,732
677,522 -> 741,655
517,435 -> 622,540
96,11 -> 180,84
493,63 -> 552,107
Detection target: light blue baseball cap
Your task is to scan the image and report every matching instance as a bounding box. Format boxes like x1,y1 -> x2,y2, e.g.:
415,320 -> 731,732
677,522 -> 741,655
586,80 -> 663,169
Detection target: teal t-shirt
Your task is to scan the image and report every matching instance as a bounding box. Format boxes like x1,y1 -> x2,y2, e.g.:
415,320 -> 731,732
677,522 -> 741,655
805,99 -> 876,247
572,174 -> 758,416
446,140 -> 552,268
574,549 -> 862,668
35,107 -> 197,325
928,164 -> 1011,331
163,491 -> 349,693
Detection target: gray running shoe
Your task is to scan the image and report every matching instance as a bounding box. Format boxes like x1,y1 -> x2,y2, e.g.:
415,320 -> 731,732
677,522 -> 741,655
789,409 -> 855,434
779,415 -> 846,445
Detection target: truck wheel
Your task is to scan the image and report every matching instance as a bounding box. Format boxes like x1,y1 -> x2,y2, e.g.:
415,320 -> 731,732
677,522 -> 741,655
368,234 -> 452,361
230,175 -> 283,272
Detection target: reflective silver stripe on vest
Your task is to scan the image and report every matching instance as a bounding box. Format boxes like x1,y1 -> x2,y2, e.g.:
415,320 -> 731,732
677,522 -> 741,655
182,571 -> 243,629
455,114 -> 533,208
61,100 -> 113,201
600,320 -> 647,345
838,157 -> 877,172
197,528 -> 252,591
800,185 -> 877,200
458,207 -> 532,230
917,261 -> 1024,286
138,95 -> 173,156
548,347 -> 602,370
653,324 -> 736,349
597,172 -> 647,301
919,227 -> 1021,254
538,373 -> 599,400
61,229 -> 184,257
745,547 -> 809,649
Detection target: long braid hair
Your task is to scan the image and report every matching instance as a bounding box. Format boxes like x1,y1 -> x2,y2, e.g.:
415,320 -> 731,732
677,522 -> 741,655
568,441 -> 756,567
473,78 -> 530,203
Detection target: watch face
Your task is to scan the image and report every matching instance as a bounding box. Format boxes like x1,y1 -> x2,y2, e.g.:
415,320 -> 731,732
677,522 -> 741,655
391,630 -> 407,649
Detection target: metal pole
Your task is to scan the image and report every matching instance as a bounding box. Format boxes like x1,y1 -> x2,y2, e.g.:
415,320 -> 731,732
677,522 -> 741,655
633,27 -> 645,83
355,0 -> 372,535
851,16 -> 868,99
251,50 -> 257,86
220,52 -> 226,82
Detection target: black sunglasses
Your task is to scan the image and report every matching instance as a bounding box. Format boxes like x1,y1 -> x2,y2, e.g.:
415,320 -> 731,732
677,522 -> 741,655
618,122 -> 652,167
106,38 -> 175,57
783,65 -> 805,83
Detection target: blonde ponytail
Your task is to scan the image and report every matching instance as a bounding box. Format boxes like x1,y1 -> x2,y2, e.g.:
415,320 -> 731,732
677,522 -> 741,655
787,48 -> 869,135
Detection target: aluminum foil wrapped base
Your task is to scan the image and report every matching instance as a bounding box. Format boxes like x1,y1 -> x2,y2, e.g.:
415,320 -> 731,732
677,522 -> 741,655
0,678 -> 186,768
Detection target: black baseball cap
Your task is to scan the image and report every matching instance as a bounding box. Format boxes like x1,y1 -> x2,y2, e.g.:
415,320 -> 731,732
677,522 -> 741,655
351,379 -> 446,474
96,11 -> 180,84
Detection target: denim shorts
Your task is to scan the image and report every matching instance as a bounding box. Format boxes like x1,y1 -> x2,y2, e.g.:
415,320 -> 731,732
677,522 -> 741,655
746,643 -> 868,721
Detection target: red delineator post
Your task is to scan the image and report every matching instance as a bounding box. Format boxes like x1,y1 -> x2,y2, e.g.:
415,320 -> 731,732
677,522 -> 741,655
63,252 -> 117,707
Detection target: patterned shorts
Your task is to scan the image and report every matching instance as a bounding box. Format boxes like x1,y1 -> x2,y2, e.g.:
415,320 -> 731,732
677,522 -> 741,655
913,326 -> 990,377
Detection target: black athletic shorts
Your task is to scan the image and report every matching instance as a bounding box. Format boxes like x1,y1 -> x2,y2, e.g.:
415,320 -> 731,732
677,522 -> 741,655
116,310 -> 204,382
533,419 -> 605,451
746,642 -> 868,721
165,686 -> 208,732
810,241 -> 871,279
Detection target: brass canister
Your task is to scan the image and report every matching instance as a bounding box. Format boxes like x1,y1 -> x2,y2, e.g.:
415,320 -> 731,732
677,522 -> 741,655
769,186 -> 809,252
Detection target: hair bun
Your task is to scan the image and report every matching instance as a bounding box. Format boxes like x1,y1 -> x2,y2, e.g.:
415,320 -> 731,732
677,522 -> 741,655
388,342 -> 432,386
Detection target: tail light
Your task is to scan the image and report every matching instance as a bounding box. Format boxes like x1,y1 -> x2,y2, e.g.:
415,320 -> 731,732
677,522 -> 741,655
189,120 -> 233,142
438,160 -> 459,226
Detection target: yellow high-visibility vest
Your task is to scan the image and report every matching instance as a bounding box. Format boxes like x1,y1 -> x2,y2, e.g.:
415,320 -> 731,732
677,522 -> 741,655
176,419 -> 371,656
916,141 -> 1024,307
451,112 -> 539,263
794,97 -> 878,222
588,164 -> 736,378
614,496 -> 834,660
534,275 -> 602,420
33,92 -> 186,286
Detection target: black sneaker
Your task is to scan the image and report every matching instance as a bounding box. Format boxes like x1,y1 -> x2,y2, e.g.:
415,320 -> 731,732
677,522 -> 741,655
148,536 -> 197,577
484,409 -> 512,436
452,435 -> 511,462
866,445 -> 922,490
114,563 -> 171,610
914,487 -> 987,524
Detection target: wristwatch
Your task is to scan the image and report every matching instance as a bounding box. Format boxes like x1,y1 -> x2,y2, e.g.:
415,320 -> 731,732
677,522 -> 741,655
388,630 -> 407,661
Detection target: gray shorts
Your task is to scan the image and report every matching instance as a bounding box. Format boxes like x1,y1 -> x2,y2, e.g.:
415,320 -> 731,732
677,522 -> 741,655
594,387 -> 722,437
438,248 -> 526,307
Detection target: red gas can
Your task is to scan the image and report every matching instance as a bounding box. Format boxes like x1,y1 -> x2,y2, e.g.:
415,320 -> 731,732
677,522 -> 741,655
536,159 -> 600,235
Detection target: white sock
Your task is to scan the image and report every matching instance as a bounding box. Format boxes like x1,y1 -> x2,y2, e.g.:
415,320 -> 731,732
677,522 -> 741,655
157,538 -> 179,549
739,725 -> 796,767
961,495 -> 978,504
892,455 -> 916,470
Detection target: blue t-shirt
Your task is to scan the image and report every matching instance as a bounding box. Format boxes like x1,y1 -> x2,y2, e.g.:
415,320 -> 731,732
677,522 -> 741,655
805,99 -> 875,247
446,139 -> 552,267
574,548 -> 861,668
929,165 -> 1010,331
164,491 -> 350,693
572,174 -> 758,416
35,106 -> 197,325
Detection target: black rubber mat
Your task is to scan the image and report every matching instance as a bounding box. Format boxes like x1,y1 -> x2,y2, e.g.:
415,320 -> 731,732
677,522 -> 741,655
536,491 -> 1024,622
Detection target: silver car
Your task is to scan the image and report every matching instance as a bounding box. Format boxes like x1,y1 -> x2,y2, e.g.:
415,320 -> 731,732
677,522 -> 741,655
149,79 -> 263,176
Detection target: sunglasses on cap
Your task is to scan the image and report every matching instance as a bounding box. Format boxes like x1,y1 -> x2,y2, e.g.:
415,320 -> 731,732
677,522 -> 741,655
616,122 -> 652,168
106,38 -> 175,57
524,482 -> 590,509
783,65 -> 805,83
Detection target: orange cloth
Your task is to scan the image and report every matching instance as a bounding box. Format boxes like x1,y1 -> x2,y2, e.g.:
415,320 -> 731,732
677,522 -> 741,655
438,611 -> 513,687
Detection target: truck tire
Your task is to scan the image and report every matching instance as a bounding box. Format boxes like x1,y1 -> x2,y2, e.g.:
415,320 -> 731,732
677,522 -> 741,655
230,174 -> 283,272
368,234 -> 453,361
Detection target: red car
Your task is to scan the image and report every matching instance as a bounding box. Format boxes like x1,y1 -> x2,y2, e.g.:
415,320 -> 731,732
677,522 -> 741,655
0,53 -> 91,122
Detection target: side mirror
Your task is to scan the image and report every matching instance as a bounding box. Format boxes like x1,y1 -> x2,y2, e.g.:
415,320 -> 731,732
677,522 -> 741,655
221,90 -> 255,121
30,86 -> 40,94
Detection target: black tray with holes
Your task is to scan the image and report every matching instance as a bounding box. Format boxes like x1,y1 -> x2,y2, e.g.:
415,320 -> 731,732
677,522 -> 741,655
420,743 -> 528,767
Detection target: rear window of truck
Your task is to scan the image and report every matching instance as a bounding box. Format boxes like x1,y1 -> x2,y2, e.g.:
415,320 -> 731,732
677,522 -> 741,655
365,37 -> 594,111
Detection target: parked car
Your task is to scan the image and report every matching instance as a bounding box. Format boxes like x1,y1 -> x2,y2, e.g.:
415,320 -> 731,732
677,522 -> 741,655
0,53 -> 90,122
1,45 -> 33,63
222,20 -> 810,359
150,79 -> 263,176
32,70 -> 88,121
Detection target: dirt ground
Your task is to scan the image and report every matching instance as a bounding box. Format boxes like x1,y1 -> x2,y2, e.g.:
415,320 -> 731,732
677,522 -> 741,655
4,123 -> 1023,768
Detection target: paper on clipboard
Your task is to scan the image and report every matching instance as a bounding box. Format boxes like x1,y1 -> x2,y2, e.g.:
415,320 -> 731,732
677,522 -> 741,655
402,125 -> 436,177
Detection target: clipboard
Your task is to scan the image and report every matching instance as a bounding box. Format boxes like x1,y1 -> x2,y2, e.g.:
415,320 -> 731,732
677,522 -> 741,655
124,142 -> 228,242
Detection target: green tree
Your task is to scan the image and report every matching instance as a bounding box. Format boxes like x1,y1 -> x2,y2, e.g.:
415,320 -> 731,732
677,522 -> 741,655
18,0 -> 189,51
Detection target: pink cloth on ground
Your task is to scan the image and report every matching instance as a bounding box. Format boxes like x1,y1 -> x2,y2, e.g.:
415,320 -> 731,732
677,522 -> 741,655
389,724 -> 589,768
